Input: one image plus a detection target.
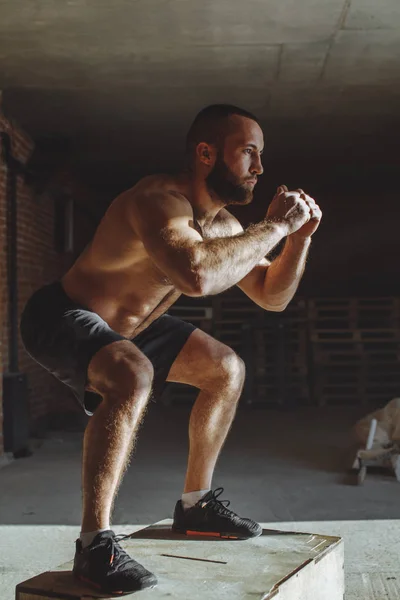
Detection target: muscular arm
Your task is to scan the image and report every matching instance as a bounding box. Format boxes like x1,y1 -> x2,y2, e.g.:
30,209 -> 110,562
240,236 -> 311,311
261,236 -> 310,309
129,190 -> 286,297
229,215 -> 310,311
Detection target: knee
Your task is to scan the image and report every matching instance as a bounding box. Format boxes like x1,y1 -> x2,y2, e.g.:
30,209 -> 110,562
101,356 -> 154,404
118,357 -> 154,399
218,349 -> 246,387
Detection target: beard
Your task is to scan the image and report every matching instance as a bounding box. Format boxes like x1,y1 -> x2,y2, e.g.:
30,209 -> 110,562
206,155 -> 254,205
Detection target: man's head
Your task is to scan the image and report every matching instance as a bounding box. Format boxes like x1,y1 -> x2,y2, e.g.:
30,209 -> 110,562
186,104 -> 264,205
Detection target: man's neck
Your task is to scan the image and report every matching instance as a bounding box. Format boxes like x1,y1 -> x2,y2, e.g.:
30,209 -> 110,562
178,170 -> 226,225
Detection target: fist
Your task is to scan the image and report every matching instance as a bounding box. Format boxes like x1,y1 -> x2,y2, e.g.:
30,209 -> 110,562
267,185 -> 322,238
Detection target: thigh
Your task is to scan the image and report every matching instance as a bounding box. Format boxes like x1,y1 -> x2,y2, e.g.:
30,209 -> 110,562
166,328 -> 240,388
132,314 -> 197,395
20,282 -> 127,413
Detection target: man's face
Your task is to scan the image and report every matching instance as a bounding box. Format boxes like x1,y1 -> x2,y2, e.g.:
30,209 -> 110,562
206,115 -> 264,205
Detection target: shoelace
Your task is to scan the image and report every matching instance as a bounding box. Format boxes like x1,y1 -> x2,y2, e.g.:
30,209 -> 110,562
91,533 -> 134,569
201,487 -> 237,517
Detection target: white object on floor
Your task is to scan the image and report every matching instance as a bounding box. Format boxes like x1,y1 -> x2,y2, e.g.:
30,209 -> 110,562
354,398 -> 400,447
366,418 -> 378,450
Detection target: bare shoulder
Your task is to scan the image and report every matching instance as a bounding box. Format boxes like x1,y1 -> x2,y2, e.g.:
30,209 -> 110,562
122,174 -> 191,213
120,174 -> 194,235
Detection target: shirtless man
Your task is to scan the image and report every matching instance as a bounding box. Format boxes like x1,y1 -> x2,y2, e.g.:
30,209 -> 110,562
20,104 -> 321,594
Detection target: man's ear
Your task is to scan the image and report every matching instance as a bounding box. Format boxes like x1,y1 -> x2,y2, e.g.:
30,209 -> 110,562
196,143 -> 214,166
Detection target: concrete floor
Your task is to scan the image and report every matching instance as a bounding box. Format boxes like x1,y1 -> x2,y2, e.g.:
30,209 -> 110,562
1,405 -> 399,525
1,406 -> 400,599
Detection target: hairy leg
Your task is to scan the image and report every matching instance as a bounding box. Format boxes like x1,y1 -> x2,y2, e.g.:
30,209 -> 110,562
167,330 -> 245,492
81,341 -> 154,533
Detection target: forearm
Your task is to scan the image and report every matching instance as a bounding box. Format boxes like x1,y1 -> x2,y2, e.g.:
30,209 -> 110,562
193,220 -> 286,295
262,236 -> 311,310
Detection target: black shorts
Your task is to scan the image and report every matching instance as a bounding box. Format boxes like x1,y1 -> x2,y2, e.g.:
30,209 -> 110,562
20,281 -> 197,415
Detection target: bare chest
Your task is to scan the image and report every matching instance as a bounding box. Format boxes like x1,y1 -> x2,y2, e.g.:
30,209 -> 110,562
194,218 -> 233,240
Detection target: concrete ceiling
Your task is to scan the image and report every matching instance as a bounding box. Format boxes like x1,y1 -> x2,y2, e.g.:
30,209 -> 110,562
1,0 -> 399,190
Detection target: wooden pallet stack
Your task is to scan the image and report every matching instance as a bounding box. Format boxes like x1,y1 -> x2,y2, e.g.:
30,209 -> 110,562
241,297 -> 310,406
308,297 -> 400,406
212,288 -> 264,351
212,289 -> 310,406
161,293 -> 400,409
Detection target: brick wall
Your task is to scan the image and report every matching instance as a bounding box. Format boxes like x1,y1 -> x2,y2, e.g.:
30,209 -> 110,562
0,110 -> 35,453
0,107 -> 98,455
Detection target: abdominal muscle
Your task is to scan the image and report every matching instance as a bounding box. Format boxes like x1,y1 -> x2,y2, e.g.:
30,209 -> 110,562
61,193 -> 181,338
62,266 -> 180,338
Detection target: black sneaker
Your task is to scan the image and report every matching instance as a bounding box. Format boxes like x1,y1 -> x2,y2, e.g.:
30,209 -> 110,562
172,488 -> 262,540
73,530 -> 157,594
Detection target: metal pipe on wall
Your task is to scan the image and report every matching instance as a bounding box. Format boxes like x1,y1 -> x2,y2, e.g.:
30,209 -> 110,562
0,132 -> 21,372
0,131 -> 30,456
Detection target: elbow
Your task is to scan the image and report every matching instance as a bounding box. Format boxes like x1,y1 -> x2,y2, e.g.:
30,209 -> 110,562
181,281 -> 204,297
261,285 -> 290,312
178,260 -> 212,297
263,300 -> 288,312
269,304 -> 287,312
178,248 -> 211,297
184,287 -> 206,298
181,270 -> 210,297
265,305 -> 287,313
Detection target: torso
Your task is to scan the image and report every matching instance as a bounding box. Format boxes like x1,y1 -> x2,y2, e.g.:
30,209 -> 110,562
61,174 -> 236,338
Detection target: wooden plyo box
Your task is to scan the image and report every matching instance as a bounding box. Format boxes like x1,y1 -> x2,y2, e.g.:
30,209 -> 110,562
16,520 -> 344,600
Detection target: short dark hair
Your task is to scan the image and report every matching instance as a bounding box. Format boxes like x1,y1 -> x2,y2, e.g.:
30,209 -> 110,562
186,104 -> 260,161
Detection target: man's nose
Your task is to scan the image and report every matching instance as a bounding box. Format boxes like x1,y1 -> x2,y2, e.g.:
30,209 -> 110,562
251,156 -> 263,176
